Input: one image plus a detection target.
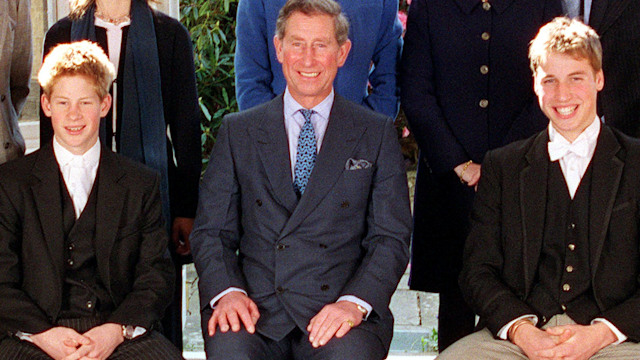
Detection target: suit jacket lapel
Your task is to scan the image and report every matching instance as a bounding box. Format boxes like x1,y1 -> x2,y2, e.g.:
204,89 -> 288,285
589,0 -> 632,37
249,95 -> 298,215
588,126 -> 623,277
94,149 -> 126,288
31,145 -> 66,286
520,132 -> 549,292
280,96 -> 365,239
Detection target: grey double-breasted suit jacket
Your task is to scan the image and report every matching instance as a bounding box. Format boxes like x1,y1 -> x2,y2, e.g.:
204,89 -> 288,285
191,94 -> 412,351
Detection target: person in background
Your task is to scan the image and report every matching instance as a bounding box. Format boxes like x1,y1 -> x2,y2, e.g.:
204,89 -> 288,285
0,40 -> 181,360
191,1 -> 411,359
0,0 -> 31,164
439,17 -> 640,359
562,0 -> 640,138
400,0 -> 562,351
234,0 -> 403,118
40,0 -> 202,347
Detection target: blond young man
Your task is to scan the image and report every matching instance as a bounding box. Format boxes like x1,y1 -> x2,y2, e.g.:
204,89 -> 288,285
438,18 -> 640,360
0,41 -> 181,360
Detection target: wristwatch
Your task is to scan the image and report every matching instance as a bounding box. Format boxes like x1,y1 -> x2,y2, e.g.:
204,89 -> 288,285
122,325 -> 135,340
356,304 -> 368,319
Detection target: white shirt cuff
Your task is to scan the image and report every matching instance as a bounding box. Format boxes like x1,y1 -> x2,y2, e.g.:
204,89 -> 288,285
337,295 -> 372,321
210,287 -> 247,309
592,318 -> 627,344
497,315 -> 538,340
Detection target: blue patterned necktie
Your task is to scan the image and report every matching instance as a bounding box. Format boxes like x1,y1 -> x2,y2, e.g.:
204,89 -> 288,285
293,109 -> 317,195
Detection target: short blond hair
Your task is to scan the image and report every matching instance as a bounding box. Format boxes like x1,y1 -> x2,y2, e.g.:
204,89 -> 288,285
529,17 -> 602,75
38,41 -> 115,98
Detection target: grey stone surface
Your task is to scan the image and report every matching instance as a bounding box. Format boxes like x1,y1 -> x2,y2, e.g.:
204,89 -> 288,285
182,264 -> 440,355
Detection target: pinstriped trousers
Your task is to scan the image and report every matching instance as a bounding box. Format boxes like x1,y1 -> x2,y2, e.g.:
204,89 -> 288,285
0,317 -> 183,359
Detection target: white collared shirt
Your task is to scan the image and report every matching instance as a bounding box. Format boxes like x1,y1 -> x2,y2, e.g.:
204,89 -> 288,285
548,117 -> 600,198
53,137 -> 101,218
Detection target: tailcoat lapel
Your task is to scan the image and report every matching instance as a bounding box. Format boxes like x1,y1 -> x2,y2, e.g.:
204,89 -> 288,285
94,149 -> 127,289
520,132 -> 549,291
31,146 -> 66,290
280,96 -> 366,239
588,126 -> 623,277
248,95 -> 299,215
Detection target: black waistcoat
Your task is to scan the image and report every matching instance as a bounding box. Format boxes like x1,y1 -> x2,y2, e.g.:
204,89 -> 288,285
527,161 -> 599,325
59,174 -> 114,318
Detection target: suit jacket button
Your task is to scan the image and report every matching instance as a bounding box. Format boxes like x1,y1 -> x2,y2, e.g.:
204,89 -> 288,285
256,199 -> 262,206
67,259 -> 74,267
319,244 -> 328,249
86,301 -> 93,309
276,243 -> 286,250
482,1 -> 491,11
341,201 -> 349,208
276,286 -> 285,294
481,32 -> 490,41
479,99 -> 489,108
321,284 -> 329,291
3,142 -> 9,150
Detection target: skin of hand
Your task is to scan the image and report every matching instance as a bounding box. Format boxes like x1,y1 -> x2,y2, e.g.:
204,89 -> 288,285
534,323 -> 617,360
511,322 -> 573,360
306,300 -> 364,348
65,323 -> 124,360
172,217 -> 194,256
207,291 -> 260,336
454,162 -> 482,188
30,327 -> 92,359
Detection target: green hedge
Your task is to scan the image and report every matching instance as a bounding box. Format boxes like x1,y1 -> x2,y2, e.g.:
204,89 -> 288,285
180,0 -> 239,164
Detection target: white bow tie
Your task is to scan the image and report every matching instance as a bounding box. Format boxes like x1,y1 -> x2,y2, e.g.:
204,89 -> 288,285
547,138 -> 589,161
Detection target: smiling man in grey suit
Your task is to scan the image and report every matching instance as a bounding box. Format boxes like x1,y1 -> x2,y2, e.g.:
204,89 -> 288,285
190,0 -> 411,359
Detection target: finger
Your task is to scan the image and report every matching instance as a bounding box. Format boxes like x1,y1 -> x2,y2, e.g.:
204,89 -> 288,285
238,307 -> 256,334
248,300 -> 261,323
208,312 -> 218,336
226,309 -> 242,332
314,317 -> 342,347
308,311 -> 328,341
216,311 -> 230,332
334,320 -> 353,338
63,344 -> 93,360
171,225 -> 181,247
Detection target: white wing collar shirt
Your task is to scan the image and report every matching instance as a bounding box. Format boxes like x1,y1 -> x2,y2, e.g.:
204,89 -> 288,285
53,137 -> 101,219
547,116 -> 599,199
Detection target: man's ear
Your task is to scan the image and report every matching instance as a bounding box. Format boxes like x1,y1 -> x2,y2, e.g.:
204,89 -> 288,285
337,39 -> 351,68
274,35 -> 284,64
100,94 -> 112,118
595,69 -> 604,91
41,94 -> 52,117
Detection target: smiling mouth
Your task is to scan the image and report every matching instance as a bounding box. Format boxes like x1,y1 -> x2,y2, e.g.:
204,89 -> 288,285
66,126 -> 85,132
556,105 -> 578,116
300,71 -> 319,78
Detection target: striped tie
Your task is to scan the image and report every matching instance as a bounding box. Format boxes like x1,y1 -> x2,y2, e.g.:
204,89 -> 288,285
293,109 -> 316,195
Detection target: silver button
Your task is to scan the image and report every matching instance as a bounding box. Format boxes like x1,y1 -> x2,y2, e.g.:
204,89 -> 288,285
563,284 -> 571,292
566,265 -> 574,273
482,1 -> 491,11
568,244 -> 576,251
480,65 -> 489,74
86,301 -> 93,309
561,304 -> 567,311
479,99 -> 489,108
481,32 -> 490,41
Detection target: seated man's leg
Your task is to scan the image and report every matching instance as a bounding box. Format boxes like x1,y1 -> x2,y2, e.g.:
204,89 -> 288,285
589,340 -> 640,359
200,308 -> 291,360
436,328 -> 528,360
291,327 -> 386,360
109,330 -> 183,360
0,337 -> 52,360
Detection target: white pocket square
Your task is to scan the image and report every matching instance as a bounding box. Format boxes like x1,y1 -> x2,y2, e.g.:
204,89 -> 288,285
345,158 -> 372,170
